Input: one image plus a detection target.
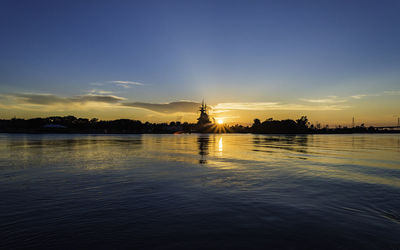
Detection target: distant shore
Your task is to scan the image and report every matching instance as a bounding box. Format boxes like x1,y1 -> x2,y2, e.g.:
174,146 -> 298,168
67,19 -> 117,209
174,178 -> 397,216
1,129 -> 399,135
1,116 -> 399,134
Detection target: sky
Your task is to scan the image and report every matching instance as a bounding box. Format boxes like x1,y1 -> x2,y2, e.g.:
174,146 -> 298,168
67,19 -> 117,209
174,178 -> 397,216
0,0 -> 399,126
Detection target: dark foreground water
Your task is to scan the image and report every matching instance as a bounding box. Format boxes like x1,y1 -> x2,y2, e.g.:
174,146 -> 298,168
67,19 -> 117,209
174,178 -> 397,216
0,134 -> 399,249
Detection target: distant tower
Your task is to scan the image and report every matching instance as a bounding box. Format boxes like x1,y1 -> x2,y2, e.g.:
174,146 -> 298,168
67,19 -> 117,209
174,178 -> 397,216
197,100 -> 211,125
352,116 -> 355,128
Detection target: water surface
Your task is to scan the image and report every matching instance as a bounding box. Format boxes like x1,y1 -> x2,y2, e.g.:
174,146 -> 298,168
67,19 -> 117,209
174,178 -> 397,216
0,134 -> 399,249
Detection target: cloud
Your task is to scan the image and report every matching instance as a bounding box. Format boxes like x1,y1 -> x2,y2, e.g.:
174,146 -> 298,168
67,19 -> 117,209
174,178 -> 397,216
110,80 -> 144,88
384,90 -> 400,95
71,94 -> 125,103
123,101 -> 200,113
299,96 -> 347,104
0,92 -> 354,115
214,102 -> 349,111
123,100 -> 349,113
212,109 -> 229,114
350,94 -> 367,99
213,115 -> 241,120
9,93 -> 125,105
13,93 -> 65,105
87,89 -> 114,95
214,102 -> 280,110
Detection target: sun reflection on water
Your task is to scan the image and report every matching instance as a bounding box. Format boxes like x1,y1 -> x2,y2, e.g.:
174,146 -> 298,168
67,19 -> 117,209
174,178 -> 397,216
218,137 -> 223,152
1,134 -> 400,187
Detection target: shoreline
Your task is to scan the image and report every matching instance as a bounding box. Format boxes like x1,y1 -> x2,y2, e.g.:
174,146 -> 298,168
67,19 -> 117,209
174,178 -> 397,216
1,131 -> 399,135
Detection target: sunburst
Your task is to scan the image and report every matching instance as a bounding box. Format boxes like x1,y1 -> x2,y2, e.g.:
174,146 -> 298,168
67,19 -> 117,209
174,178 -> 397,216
207,120 -> 230,133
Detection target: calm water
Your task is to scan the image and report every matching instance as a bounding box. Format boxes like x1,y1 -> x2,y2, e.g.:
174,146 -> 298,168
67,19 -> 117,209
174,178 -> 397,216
0,134 -> 399,249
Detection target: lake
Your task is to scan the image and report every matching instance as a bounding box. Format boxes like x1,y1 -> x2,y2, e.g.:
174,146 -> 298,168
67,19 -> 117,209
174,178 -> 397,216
0,134 -> 399,249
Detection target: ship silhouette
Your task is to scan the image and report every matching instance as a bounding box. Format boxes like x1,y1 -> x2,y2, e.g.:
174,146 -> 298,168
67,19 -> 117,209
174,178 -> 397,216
195,100 -> 213,132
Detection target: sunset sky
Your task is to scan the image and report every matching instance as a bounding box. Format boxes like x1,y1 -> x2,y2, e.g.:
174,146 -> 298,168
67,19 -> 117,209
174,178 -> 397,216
1,0 -> 399,126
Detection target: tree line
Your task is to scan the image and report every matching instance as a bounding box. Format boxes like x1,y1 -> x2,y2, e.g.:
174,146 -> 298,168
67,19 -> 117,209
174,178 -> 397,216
0,115 -> 396,134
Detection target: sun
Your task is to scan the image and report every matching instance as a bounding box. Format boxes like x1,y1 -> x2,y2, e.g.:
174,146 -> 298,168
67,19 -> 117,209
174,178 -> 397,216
210,118 -> 230,133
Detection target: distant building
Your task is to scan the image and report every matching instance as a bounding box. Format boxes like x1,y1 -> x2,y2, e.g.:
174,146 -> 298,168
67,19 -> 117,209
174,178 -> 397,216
197,100 -> 212,125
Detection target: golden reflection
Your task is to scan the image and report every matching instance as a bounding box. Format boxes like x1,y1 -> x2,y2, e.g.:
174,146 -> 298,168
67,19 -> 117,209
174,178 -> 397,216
198,135 -> 210,164
137,134 -> 400,187
6,134 -> 397,188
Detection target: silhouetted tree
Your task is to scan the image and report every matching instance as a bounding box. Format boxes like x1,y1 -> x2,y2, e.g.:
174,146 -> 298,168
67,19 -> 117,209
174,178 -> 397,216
0,115 -> 392,134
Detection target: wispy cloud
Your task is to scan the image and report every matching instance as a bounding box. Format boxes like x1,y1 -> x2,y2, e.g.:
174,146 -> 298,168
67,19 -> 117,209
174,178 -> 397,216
300,96 -> 347,104
214,102 -> 349,111
71,94 -> 125,104
213,115 -> 241,120
350,94 -> 368,99
384,90 -> 400,95
123,100 -> 348,113
123,101 -> 200,113
215,102 -> 280,110
110,80 -> 144,88
5,93 -> 125,105
0,92 -> 358,115
87,89 -> 114,95
212,109 -> 229,114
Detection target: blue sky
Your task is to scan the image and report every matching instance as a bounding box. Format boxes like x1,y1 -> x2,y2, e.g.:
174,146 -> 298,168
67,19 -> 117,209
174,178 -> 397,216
0,0 -> 399,125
